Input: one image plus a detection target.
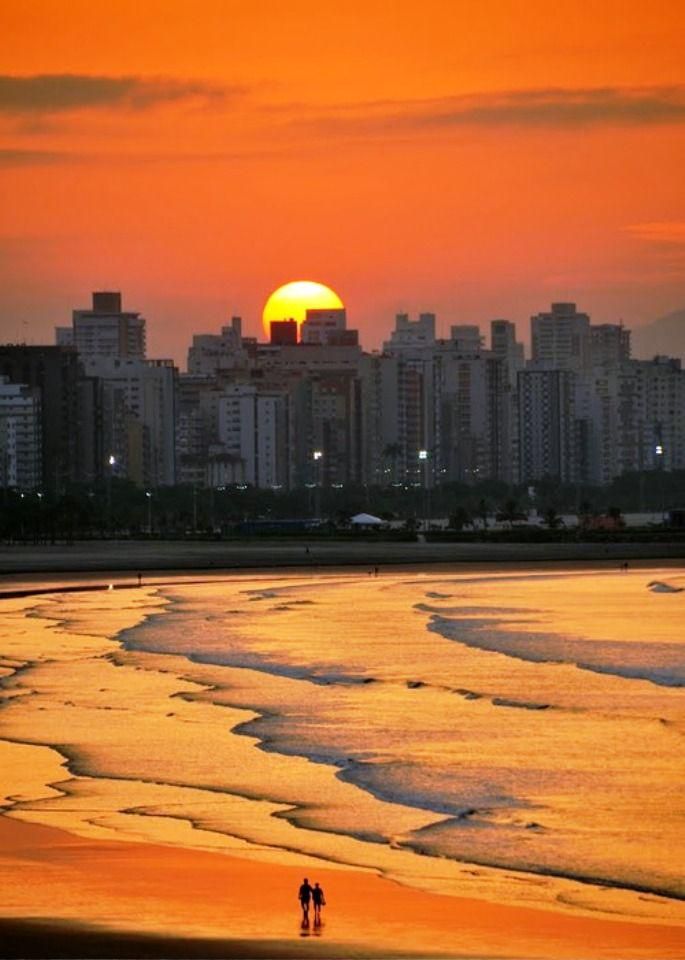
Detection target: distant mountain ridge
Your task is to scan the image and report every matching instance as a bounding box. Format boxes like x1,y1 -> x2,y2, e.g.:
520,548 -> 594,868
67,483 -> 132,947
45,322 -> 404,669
632,309 -> 685,361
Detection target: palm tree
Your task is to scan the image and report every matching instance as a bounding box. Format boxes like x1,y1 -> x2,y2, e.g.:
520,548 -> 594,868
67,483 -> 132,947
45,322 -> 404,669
607,505 -> 625,528
499,498 -> 520,528
543,506 -> 563,529
448,506 -> 471,531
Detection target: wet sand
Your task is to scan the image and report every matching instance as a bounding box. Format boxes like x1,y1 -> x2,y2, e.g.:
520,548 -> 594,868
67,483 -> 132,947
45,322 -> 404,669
1,573 -> 684,959
2,816 -> 684,959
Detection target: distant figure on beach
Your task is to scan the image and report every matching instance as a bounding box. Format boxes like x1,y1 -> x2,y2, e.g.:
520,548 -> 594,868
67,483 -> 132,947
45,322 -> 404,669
298,877 -> 313,922
137,571 -> 142,587
621,561 -> 629,572
312,881 -> 326,924
374,566 -> 379,577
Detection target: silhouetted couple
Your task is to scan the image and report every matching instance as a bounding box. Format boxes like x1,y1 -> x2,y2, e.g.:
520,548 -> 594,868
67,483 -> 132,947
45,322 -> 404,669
298,877 -> 326,926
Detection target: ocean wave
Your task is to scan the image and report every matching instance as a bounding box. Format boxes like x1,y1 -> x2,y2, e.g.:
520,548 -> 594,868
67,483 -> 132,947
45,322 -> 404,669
399,816 -> 685,903
647,581 -> 684,593
428,615 -> 685,687
110,578 -> 685,913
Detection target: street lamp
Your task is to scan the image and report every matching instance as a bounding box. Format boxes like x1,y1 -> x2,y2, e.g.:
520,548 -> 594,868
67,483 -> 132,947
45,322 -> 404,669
312,450 -> 323,517
655,441 -> 665,521
145,490 -> 152,534
107,455 -> 117,534
418,449 -> 429,529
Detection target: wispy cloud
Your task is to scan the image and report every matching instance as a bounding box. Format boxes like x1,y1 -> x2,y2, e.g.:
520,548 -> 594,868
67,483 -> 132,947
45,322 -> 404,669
624,223 -> 685,272
625,222 -> 685,244
0,148 -> 67,166
0,147 -> 282,168
0,74 -> 238,115
298,85 -> 685,135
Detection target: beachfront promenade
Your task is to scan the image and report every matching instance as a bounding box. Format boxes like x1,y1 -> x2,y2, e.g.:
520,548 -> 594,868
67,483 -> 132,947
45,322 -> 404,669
1,537 -> 685,577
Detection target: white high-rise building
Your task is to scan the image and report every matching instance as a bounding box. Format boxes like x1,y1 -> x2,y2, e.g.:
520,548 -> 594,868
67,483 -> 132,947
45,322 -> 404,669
380,313 -> 440,485
82,357 -> 176,487
0,376 -> 42,489
557,354 -> 685,486
216,384 -> 287,488
300,309 -> 350,345
68,291 -> 146,361
386,312 -> 436,350
187,317 -> 247,374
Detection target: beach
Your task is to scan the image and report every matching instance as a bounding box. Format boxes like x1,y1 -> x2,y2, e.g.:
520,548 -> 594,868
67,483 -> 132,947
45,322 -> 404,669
1,564 -> 684,958
2,816 -> 682,959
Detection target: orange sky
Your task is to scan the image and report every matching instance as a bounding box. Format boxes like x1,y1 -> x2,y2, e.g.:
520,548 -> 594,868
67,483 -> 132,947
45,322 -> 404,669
1,0 -> 684,364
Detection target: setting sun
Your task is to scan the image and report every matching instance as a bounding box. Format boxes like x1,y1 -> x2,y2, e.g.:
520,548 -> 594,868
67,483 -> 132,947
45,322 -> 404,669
262,281 -> 344,339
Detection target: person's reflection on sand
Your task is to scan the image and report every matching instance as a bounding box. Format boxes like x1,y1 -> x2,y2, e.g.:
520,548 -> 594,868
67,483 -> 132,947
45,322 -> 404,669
298,877 -> 312,925
312,881 -> 326,924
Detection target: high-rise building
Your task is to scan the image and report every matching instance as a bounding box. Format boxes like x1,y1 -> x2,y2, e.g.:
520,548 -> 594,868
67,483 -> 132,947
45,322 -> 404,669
589,324 -> 631,367
438,353 -> 512,484
290,372 -> 361,488
301,308 -> 346,345
175,374 -> 220,486
0,345 -> 84,494
560,353 -> 684,486
82,357 -> 177,487
380,313 -> 440,485
270,320 -> 298,346
624,357 -> 685,473
69,291 -> 146,360
491,320 -> 525,373
0,376 -> 42,489
187,318 -> 247,374
449,325 -> 483,354
531,302 -> 590,369
387,312 -> 436,350
518,368 -> 584,483
215,384 -> 288,488
360,353 -> 429,486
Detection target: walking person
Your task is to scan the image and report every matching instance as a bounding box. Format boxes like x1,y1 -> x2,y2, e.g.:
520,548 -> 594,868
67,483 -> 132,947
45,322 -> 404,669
312,881 -> 326,925
298,877 -> 313,925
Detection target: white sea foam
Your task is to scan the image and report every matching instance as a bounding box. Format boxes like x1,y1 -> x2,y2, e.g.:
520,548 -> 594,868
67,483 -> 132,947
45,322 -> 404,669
2,569 -> 684,923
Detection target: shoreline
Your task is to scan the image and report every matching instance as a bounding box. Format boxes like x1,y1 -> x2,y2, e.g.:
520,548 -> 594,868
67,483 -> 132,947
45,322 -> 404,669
2,816 -> 683,960
2,553 -> 684,601
2,568 -> 684,959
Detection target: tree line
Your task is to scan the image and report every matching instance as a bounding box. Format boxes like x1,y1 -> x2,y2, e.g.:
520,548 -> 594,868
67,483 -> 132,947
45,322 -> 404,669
0,469 -> 681,542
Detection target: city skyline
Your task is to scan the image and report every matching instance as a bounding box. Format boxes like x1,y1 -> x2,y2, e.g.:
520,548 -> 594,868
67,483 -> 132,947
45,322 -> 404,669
2,1 -> 685,362
3,289 -> 684,496
6,283 -> 685,370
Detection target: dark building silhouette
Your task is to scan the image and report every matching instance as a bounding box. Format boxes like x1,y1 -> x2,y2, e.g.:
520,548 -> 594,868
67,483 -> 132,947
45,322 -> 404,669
270,320 -> 298,345
0,345 -> 92,495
